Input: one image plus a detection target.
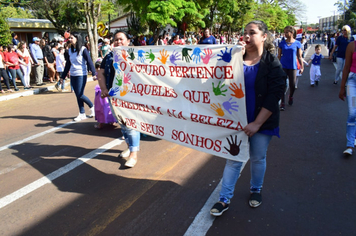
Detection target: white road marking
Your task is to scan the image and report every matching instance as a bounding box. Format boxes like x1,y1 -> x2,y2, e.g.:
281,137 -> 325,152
0,139 -> 123,209
184,162 -> 246,236
0,121 -> 76,152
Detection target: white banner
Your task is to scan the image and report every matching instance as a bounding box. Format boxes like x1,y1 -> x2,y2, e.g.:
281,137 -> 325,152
109,45 -> 249,161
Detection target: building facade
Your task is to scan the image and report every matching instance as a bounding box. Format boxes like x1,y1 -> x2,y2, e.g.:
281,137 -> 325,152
319,14 -> 342,33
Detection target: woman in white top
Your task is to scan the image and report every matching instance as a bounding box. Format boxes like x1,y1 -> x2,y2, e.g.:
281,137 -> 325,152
61,32 -> 97,121
17,41 -> 34,89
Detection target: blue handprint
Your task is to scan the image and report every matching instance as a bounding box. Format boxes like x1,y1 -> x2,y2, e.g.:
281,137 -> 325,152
170,50 -> 181,66
114,51 -> 122,62
217,47 -> 232,63
191,47 -> 204,64
108,87 -> 120,96
138,49 -> 146,63
113,62 -> 121,72
222,98 -> 239,114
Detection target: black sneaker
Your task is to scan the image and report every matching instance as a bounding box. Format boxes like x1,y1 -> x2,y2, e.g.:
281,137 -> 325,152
280,102 -> 285,111
288,96 -> 293,105
14,88 -> 19,91
333,81 -> 338,85
249,192 -> 262,208
315,81 -> 319,86
210,202 -> 229,216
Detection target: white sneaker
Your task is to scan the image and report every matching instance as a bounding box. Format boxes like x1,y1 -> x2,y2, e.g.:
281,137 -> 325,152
74,113 -> 87,121
343,148 -> 353,156
88,106 -> 95,118
61,89 -> 69,92
125,157 -> 137,168
119,148 -> 130,159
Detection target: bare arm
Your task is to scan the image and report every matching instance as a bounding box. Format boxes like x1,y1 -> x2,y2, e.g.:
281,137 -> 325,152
339,42 -> 354,100
243,108 -> 272,137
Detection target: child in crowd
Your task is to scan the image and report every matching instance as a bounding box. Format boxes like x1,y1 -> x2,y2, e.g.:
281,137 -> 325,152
93,59 -> 116,129
307,44 -> 324,87
55,47 -> 67,92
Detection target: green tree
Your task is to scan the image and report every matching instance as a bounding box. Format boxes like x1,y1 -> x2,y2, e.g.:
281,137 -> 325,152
0,5 -> 34,18
0,16 -> 12,45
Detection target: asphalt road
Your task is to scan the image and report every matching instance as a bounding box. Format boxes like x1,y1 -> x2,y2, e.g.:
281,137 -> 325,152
0,40 -> 355,236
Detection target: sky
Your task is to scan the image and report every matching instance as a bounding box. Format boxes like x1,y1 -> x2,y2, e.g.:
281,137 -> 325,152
299,0 -> 340,24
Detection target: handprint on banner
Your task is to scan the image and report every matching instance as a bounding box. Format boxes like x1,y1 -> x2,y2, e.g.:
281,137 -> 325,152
229,82 -> 244,98
120,84 -> 130,96
222,98 -> 239,114
108,87 -> 120,97
123,73 -> 132,84
210,103 -> 225,117
115,73 -> 123,87
121,49 -> 129,61
138,50 -> 146,63
113,62 -> 121,73
145,49 -> 155,63
212,81 -> 227,96
182,48 -> 192,63
114,51 -> 121,62
158,49 -> 169,64
224,135 -> 242,156
217,47 -> 232,63
201,48 -> 215,64
128,48 -> 135,60
170,50 -> 181,66
191,47 -> 204,64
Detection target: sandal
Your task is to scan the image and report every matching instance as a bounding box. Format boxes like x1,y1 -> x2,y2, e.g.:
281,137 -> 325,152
210,202 -> 229,216
94,123 -> 103,129
249,192 -> 262,208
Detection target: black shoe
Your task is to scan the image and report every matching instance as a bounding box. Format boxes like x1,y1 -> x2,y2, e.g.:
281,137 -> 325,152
249,192 -> 262,208
41,83 -> 47,86
288,96 -> 293,105
210,202 -> 229,216
315,81 -> 319,86
36,83 -> 42,86
14,88 -> 19,91
311,84 -> 315,87
333,81 -> 338,85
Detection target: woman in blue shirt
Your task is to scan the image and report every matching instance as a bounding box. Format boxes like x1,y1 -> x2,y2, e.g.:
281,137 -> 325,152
278,26 -> 304,110
210,21 -> 285,216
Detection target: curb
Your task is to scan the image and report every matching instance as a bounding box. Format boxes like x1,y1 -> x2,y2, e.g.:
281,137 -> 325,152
0,76 -> 94,102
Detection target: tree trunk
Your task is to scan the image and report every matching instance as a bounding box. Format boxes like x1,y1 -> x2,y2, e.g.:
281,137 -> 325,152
84,0 -> 100,64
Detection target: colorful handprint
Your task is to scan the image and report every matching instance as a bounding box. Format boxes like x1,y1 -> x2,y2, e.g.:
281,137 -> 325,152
123,73 -> 131,84
191,47 -> 204,64
113,62 -> 121,72
115,73 -> 123,87
210,103 -> 225,116
222,98 -> 239,114
114,51 -> 121,62
108,87 -> 120,97
170,50 -> 181,66
212,81 -> 227,96
158,49 -> 169,64
145,49 -> 155,63
217,47 -> 232,63
182,48 -> 192,63
120,84 -> 130,96
128,48 -> 135,60
229,82 -> 244,98
224,135 -> 242,156
121,49 -> 129,61
138,49 -> 146,63
201,48 -> 215,64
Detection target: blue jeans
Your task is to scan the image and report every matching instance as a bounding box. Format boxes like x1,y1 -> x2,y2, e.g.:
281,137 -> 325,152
219,132 -> 272,203
120,124 -> 140,152
346,72 -> 356,147
70,75 -> 93,114
335,57 -> 345,82
8,68 -> 24,89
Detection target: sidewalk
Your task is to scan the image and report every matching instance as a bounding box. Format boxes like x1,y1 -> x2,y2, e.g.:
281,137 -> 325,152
0,75 -> 94,102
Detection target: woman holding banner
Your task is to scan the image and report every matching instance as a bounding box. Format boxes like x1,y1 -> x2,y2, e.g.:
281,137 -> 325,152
210,21 -> 285,216
97,31 -> 141,168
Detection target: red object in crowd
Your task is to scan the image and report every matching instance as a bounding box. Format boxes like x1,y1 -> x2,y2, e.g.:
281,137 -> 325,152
240,36 -> 244,41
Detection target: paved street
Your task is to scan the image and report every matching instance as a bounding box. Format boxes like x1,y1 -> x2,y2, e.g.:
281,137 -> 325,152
0,40 -> 355,236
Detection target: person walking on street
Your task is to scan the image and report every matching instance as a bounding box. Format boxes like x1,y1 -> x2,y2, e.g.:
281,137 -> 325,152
30,37 -> 45,86
210,20 -> 285,216
338,40 -> 356,156
61,32 -> 96,121
329,25 -> 354,84
97,30 -> 141,168
278,26 -> 304,110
